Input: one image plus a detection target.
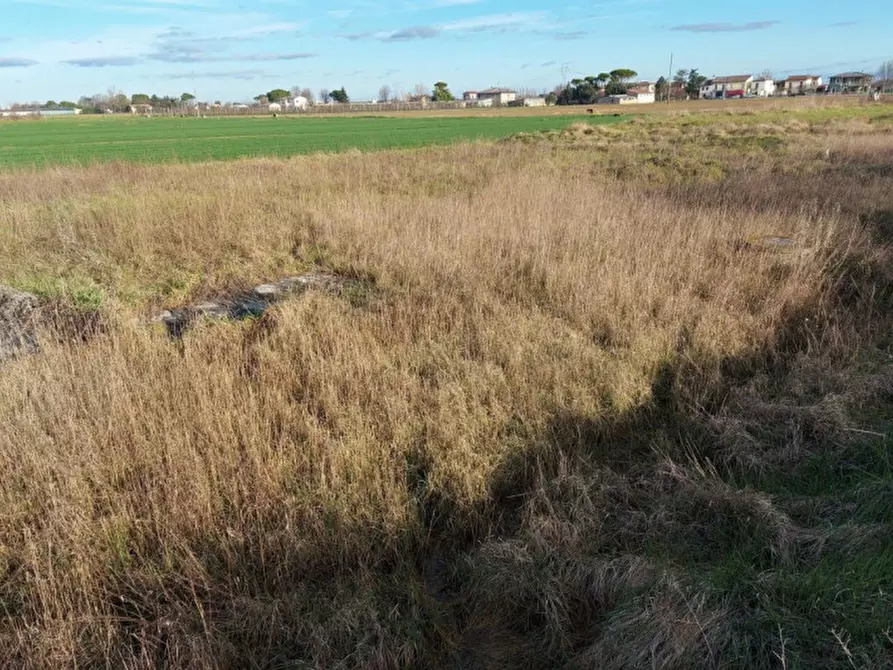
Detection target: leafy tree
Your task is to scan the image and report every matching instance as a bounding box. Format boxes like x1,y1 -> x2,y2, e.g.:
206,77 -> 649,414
604,68 -> 637,95
131,93 -> 151,105
59,101 -> 77,109
330,87 -> 349,104
545,91 -> 558,105
685,69 -> 707,98
431,81 -> 454,102
180,92 -> 196,103
44,100 -> 58,109
110,93 -> 130,112
253,94 -> 269,105
556,74 -> 609,104
609,68 -> 637,83
655,76 -> 669,102
672,69 -> 690,99
266,89 -> 289,103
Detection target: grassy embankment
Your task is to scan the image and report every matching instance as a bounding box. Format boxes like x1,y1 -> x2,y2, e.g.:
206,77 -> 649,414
1,100 -> 893,668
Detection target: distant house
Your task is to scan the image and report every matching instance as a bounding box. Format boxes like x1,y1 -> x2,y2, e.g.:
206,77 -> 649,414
699,75 -> 754,99
631,81 -> 656,94
267,102 -> 282,113
780,75 -> 822,95
752,78 -> 776,97
597,94 -> 639,105
466,98 -> 493,108
39,107 -> 81,116
130,103 -> 153,115
463,91 -> 479,101
829,72 -> 874,93
509,96 -> 547,107
477,88 -> 517,105
286,96 -> 309,110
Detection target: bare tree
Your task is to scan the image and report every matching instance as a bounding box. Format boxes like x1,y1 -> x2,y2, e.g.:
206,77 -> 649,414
412,83 -> 428,99
378,84 -> 392,102
319,88 -> 330,104
300,88 -> 313,102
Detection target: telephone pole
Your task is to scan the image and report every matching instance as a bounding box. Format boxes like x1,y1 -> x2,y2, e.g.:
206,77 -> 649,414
667,53 -> 674,104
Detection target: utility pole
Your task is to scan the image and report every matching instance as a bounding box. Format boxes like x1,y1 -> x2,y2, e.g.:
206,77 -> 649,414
560,62 -> 571,87
667,52 -> 674,104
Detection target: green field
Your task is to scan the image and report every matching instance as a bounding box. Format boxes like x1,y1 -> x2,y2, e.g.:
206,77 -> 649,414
0,113 -> 622,168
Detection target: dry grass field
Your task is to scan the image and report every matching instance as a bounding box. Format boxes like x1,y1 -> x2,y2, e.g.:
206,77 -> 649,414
1,99 -> 893,668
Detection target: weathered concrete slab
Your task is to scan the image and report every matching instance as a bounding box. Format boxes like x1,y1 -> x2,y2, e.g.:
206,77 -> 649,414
0,285 -> 40,361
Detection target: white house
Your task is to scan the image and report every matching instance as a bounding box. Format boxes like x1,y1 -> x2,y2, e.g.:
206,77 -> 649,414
286,96 -> 309,110
752,78 -> 776,97
598,95 -> 639,105
477,87 -> 517,105
700,75 -> 754,99
781,75 -> 822,95
267,102 -> 282,113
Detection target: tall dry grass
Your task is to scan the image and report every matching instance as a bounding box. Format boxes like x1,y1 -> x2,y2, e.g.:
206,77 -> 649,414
1,110 -> 892,667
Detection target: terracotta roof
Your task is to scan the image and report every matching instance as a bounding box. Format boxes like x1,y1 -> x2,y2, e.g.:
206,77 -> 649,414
712,74 -> 752,84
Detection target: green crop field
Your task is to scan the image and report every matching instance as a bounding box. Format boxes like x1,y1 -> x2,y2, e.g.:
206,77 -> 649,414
0,113 -> 622,169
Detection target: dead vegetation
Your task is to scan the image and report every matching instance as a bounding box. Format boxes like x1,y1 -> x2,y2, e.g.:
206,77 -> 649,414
1,102 -> 892,668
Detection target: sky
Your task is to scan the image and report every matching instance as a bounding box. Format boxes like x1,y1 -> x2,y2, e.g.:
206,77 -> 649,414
0,0 -> 891,105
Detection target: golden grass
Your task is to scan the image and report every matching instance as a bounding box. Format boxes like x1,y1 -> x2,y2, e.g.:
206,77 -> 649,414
1,108 -> 892,667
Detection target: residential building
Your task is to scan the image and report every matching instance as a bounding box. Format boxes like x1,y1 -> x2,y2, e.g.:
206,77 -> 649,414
627,84 -> 656,103
699,75 -> 754,99
780,75 -> 822,95
597,94 -> 639,105
130,103 -> 153,115
0,108 -> 81,117
829,72 -> 874,93
624,82 -> 656,95
629,91 -> 655,104
477,87 -> 517,105
508,96 -> 547,107
752,78 -> 776,97
462,91 -> 479,101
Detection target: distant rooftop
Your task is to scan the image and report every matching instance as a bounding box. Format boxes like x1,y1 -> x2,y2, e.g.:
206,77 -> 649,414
712,74 -> 753,84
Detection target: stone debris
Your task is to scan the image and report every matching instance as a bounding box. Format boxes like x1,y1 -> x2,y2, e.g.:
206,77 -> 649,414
761,236 -> 796,249
154,273 -> 363,338
0,285 -> 41,361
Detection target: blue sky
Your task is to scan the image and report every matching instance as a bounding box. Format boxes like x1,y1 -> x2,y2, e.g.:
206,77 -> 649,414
0,0 -> 890,104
